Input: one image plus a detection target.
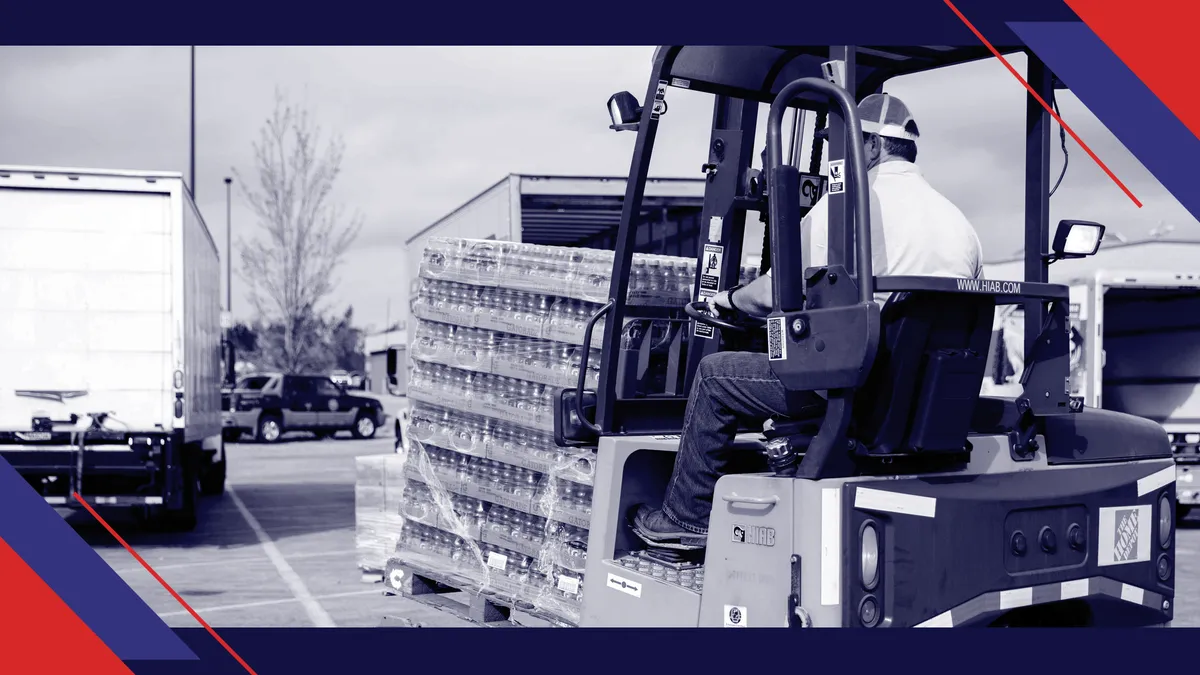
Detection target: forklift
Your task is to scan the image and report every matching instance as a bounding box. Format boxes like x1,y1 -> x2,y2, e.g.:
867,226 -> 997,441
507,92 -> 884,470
552,46 -> 1177,627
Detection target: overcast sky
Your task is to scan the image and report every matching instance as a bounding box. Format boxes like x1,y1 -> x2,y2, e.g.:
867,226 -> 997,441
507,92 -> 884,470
1,46 -> 1194,333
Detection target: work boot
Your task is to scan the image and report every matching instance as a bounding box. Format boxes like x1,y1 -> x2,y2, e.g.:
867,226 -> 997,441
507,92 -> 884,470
630,505 -> 707,551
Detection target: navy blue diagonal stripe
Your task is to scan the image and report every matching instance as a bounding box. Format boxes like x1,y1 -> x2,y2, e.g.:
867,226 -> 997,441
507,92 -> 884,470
1010,21 -> 1200,222
0,457 -> 196,661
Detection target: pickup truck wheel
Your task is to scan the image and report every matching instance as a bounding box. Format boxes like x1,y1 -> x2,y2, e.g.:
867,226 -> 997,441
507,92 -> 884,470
200,456 -> 227,496
258,415 -> 283,443
352,413 -> 377,439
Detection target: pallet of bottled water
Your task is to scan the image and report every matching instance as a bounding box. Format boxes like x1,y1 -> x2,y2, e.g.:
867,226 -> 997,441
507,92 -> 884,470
379,237 -> 764,624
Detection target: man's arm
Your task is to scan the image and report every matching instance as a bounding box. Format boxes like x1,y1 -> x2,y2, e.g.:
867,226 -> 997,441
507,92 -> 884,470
710,273 -> 773,317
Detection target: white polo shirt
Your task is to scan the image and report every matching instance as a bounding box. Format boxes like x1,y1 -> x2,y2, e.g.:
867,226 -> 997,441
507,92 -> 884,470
765,161 -> 984,303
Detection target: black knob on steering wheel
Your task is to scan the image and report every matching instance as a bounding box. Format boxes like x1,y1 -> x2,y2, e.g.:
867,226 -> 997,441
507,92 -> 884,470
685,300 -> 756,334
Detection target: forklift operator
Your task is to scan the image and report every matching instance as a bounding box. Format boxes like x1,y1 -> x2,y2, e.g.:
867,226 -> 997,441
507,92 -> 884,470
634,93 -> 985,550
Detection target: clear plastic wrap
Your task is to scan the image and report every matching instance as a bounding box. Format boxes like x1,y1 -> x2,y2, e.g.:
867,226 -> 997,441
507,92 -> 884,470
359,236 -> 761,623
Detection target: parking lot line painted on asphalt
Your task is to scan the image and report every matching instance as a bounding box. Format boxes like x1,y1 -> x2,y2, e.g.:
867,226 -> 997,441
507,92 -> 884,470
226,486 -> 337,628
107,549 -> 357,576
156,589 -> 382,619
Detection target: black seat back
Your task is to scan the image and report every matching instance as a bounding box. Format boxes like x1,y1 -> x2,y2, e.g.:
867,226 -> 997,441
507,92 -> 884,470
852,291 -> 996,455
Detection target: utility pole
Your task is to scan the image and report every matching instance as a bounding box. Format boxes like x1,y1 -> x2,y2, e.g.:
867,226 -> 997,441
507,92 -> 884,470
225,177 -> 233,313
190,46 -> 196,198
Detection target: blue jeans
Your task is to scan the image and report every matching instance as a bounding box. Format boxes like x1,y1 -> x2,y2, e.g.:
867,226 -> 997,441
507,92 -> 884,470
660,351 -> 823,535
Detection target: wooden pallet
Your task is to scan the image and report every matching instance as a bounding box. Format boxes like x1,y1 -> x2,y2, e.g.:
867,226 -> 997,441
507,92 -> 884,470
380,558 -> 576,628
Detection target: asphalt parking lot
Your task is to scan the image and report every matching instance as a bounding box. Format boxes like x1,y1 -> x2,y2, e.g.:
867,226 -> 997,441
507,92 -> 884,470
67,433 -> 472,628
65,436 -> 1200,628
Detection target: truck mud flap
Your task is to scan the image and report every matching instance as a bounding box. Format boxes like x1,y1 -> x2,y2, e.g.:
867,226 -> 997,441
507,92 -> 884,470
840,462 -> 1175,627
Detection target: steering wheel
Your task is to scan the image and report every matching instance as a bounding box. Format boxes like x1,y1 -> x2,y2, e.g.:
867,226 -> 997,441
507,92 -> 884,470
685,300 -> 765,334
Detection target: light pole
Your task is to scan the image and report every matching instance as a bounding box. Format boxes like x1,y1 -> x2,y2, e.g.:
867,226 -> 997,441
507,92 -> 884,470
225,177 -> 233,313
190,46 -> 196,198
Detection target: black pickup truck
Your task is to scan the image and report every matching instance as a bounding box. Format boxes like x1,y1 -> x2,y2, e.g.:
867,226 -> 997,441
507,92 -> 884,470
222,373 -> 386,443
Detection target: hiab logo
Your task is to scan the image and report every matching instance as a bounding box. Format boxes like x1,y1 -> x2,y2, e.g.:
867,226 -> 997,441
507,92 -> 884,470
732,524 -> 775,547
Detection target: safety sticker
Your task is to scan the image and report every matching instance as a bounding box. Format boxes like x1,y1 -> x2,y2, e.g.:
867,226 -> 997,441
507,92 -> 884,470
693,243 -> 725,340
650,80 -> 669,120
708,215 -> 724,243
670,77 -> 692,89
767,317 -> 787,361
607,573 -> 642,598
1097,504 -> 1152,567
724,605 -> 748,628
486,551 -> 509,571
799,173 -> 827,208
828,159 -> 845,195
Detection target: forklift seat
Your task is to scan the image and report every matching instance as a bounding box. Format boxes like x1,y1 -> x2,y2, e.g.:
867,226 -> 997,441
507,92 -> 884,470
764,290 -> 996,457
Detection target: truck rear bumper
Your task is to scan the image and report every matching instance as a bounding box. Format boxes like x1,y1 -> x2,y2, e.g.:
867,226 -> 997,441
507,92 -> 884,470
0,434 -> 185,509
46,494 -> 165,507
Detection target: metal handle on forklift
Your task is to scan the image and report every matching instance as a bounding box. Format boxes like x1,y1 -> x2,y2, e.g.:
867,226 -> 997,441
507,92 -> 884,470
765,77 -> 873,309
721,493 -> 779,506
574,300 -> 614,434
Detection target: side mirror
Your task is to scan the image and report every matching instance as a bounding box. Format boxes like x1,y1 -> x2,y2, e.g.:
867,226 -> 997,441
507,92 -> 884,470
607,92 -> 642,132
1050,219 -> 1105,261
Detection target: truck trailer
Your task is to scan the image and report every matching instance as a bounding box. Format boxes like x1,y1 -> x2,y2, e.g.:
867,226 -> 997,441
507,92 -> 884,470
986,268 -> 1200,519
0,166 -> 226,531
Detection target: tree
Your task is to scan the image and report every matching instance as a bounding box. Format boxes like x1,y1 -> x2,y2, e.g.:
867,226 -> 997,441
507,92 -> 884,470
329,306 -> 366,374
234,90 -> 363,374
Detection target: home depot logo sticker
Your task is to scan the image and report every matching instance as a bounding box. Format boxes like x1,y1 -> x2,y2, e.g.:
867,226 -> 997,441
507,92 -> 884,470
1098,504 -> 1152,567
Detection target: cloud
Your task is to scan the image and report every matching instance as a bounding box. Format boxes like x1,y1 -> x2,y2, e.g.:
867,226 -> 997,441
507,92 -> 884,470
0,46 -> 1194,332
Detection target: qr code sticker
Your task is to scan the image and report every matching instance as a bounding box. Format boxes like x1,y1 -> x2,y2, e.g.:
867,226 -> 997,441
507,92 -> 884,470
767,317 -> 786,361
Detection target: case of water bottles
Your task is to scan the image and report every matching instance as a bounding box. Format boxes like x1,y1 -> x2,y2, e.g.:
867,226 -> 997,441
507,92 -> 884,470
371,237 -> 762,624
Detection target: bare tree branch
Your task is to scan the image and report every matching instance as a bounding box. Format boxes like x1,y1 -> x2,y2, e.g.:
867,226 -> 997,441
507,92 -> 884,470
233,89 -> 363,373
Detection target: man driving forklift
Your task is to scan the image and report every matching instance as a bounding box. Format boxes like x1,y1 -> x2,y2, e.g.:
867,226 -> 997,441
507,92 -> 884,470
633,92 -> 985,550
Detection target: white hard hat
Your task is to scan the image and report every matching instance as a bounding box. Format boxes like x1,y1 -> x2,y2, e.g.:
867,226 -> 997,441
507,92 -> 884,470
858,93 -> 919,141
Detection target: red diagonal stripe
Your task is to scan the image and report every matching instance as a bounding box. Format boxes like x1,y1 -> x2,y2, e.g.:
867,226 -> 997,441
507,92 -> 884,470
0,535 -> 133,673
944,0 -> 1142,208
74,493 -> 259,675
1063,0 -> 1200,142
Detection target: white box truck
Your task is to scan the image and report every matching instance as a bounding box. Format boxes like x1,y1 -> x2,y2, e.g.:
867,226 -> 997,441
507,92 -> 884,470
0,166 -> 225,530
986,269 -> 1200,518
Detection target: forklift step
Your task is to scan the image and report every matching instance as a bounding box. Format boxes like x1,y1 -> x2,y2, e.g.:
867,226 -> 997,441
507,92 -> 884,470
381,558 -> 575,627
612,551 -> 705,593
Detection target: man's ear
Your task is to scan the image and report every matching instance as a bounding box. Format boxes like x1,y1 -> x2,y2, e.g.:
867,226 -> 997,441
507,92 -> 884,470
863,134 -> 881,165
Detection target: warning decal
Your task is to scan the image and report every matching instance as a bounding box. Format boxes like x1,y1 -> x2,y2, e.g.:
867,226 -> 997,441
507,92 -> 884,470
1097,504 -> 1152,567
650,80 -> 669,120
767,317 -> 787,361
828,160 -> 845,195
693,243 -> 725,340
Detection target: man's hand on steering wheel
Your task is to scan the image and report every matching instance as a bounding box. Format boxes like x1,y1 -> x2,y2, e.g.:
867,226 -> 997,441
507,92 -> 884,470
708,289 -> 735,314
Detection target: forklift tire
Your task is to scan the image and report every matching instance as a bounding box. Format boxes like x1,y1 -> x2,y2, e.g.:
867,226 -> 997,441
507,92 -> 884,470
1179,505 -> 1192,522
352,412 -> 378,440
257,414 -> 284,443
200,456 -> 227,497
